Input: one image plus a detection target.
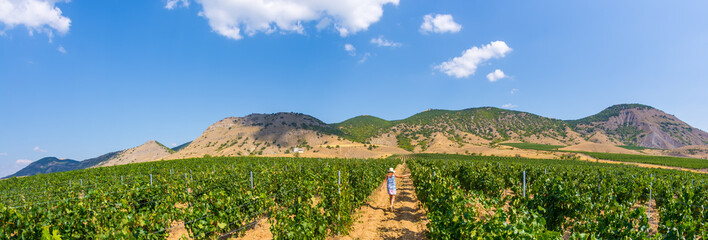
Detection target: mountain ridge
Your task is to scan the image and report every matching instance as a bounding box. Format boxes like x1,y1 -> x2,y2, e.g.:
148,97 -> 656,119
7,103 -> 708,178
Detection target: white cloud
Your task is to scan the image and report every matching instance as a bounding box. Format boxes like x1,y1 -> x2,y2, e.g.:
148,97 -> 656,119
420,14 -> 461,34
57,45 -> 65,53
344,43 -> 356,56
486,69 -> 506,82
510,88 -> 519,94
16,159 -> 32,165
169,0 -> 398,40
435,41 -> 512,78
502,103 -> 517,109
33,146 -> 46,152
0,152 -> 7,156
0,0 -> 71,38
358,52 -> 371,63
370,35 -> 401,47
170,143 -> 178,147
165,0 -> 189,9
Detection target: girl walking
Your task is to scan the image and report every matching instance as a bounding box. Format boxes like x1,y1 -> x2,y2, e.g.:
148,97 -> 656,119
382,167 -> 410,212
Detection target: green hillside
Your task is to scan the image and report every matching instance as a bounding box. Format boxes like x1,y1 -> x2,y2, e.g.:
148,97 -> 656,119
332,115 -> 393,142
392,107 -> 568,141
329,108 -> 570,148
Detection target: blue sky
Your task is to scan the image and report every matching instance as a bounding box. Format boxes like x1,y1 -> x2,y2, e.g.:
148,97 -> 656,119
1,0 -> 707,177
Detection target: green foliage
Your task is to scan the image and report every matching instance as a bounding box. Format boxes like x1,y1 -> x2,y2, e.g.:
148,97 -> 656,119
331,115 -> 393,143
500,143 -> 565,151
577,152 -> 708,169
617,145 -> 658,151
0,156 -> 398,239
406,153 -> 708,239
396,134 -> 414,152
566,103 -> 654,127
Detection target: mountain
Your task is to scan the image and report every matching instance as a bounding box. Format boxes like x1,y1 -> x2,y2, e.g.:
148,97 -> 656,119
171,141 -> 192,152
332,107 -> 579,152
93,140 -> 174,167
5,140 -> 172,178
163,112 -> 405,160
567,104 -> 708,149
8,103 -> 708,178
6,157 -> 81,178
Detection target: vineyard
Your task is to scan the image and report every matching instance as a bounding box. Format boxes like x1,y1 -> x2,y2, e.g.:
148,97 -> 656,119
576,152 -> 708,169
0,156 -> 398,239
408,153 -> 708,239
3,153 -> 708,239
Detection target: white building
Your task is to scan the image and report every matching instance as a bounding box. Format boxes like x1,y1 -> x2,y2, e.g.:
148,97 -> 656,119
292,147 -> 304,153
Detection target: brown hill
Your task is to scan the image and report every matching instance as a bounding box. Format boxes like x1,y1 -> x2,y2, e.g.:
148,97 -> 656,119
569,104 -> 708,149
94,140 -> 173,167
163,113 -> 406,160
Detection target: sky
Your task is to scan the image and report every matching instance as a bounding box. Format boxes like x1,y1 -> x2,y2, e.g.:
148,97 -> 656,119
1,0 -> 707,177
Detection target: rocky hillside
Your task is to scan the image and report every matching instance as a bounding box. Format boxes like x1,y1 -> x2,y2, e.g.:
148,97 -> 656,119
334,108 -> 580,152
94,140 -> 174,167
5,141 -> 172,178
568,104 -> 708,149
162,112 -> 403,160
8,103 -> 707,178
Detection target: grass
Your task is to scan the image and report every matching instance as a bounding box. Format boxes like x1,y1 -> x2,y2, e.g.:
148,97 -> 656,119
579,152 -> 708,169
500,143 -> 565,151
617,145 -> 659,151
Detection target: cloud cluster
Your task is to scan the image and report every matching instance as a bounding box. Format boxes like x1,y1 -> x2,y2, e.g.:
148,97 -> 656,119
502,103 -> 517,109
420,14 -> 461,34
0,0 -> 71,38
57,45 -> 65,53
16,159 -> 32,165
344,43 -> 356,56
169,0 -> 399,40
33,146 -> 46,152
436,41 -> 511,78
165,0 -> 189,9
370,35 -> 400,47
486,69 -> 505,82
0,152 -> 7,156
510,88 -> 519,94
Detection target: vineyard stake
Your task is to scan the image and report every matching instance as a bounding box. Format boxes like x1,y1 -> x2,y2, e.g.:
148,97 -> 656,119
250,171 -> 254,189
69,180 -> 72,188
648,181 -> 653,220
338,170 -> 341,195
121,176 -> 123,184
80,179 -> 83,186
150,174 -> 153,186
523,171 -> 526,198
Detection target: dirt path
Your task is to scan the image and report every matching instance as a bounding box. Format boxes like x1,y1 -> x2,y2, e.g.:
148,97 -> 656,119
335,163 -> 428,240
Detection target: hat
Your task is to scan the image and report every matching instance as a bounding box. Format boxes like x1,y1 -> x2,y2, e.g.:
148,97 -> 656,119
388,168 -> 395,173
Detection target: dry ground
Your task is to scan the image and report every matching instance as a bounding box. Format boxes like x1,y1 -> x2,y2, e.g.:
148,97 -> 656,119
334,163 -> 428,240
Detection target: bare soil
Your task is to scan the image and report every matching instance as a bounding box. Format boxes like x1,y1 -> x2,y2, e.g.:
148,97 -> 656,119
335,164 -> 428,240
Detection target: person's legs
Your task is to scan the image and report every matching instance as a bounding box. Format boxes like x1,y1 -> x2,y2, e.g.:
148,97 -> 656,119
390,195 -> 395,211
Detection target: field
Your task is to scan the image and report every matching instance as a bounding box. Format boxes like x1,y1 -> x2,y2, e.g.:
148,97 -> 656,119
618,145 -> 657,151
0,156 -> 398,239
579,152 -> 708,169
2,154 -> 708,239
500,143 -> 565,151
408,153 -> 708,239
498,142 -> 708,169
